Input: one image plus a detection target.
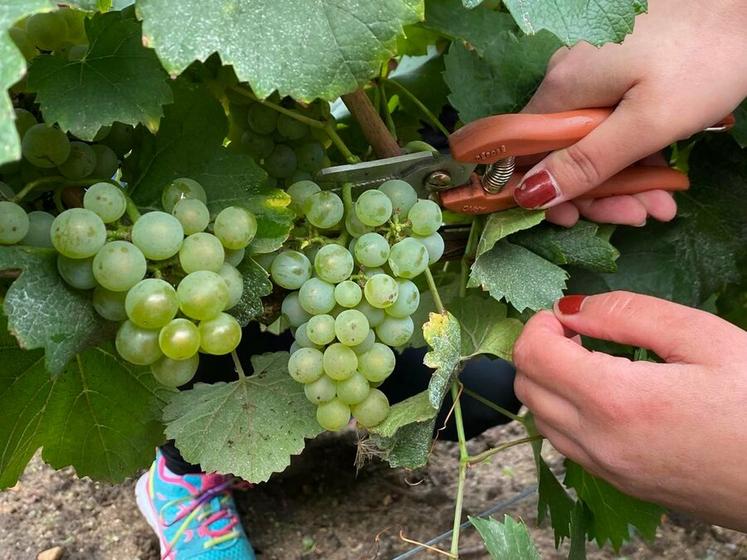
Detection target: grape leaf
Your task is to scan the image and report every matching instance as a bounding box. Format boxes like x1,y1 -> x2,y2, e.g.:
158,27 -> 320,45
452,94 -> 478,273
0,322 -> 172,488
564,460 -> 664,550
228,257 -> 272,327
469,240 -> 568,312
422,311 -> 461,409
389,54 -> 449,125
502,0 -> 647,46
127,79 -> 294,254
0,246 -> 113,375
449,296 -> 523,361
470,515 -> 541,560
0,0 -> 56,167
369,390 -> 437,437
137,0 -> 423,102
511,221 -> 619,273
425,0 -> 516,56
569,502 -> 591,560
476,208 -> 545,258
396,24 -> 441,56
163,352 -> 323,483
27,9 -> 173,141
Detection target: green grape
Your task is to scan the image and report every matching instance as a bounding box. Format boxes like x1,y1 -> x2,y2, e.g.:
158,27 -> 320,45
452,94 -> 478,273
388,237 -> 428,279
25,11 -> 68,51
306,314 -> 336,346
415,232 -> 445,264
314,244 -> 353,284
92,286 -> 127,321
336,372 -> 370,405
161,177 -> 207,213
217,263 -> 244,309
304,375 -> 336,404
199,313 -> 242,355
287,180 -> 320,215
92,241 -> 147,292
239,129 -> 275,159
355,300 -> 385,328
214,206 -> 257,250
351,329 -> 376,355
151,355 -> 199,388
364,273 -> 399,309
294,322 -> 321,350
83,182 -> 127,223
376,315 -> 414,347
316,398 -> 351,431
22,123 -> 71,168
289,341 -> 301,354
66,43 -> 87,62
0,201 -> 29,245
247,103 -> 278,135
89,144 -> 119,179
347,237 -> 357,255
345,212 -> 373,238
354,232 -> 390,267
358,343 -> 396,383
281,291 -> 311,328
179,232 -> 225,274
158,318 -> 200,360
351,389 -> 390,428
296,141 -> 325,172
14,108 -> 37,138
132,211 -> 184,261
172,198 -> 210,235
403,140 -> 438,154
21,210 -> 54,247
253,250 -> 276,270
298,278 -> 335,315
224,247 -> 246,267
57,254 -> 96,290
264,144 -> 297,179
9,28 -> 37,61
355,190 -> 392,227
177,271 -> 229,321
322,343 -> 357,381
125,278 -> 178,329
386,279 -> 420,318
304,191 -> 343,229
101,122 -> 135,156
276,114 -> 308,140
115,320 -> 162,366
51,208 -> 106,258
288,347 -> 324,384
379,179 -> 417,216
407,199 -> 442,236
270,250 -> 311,290
334,280 -> 362,308
57,141 -> 96,179
334,309 -> 370,347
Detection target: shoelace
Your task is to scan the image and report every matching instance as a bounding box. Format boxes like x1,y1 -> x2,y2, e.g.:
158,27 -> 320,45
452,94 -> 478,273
160,476 -> 245,559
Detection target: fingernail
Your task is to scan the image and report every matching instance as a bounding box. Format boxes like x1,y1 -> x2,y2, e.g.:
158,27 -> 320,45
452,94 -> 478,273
514,170 -> 560,209
636,219 -> 647,227
557,295 -> 587,315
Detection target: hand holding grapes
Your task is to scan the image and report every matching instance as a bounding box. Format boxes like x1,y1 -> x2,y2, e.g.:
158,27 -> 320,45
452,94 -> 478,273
516,0 -> 747,226
513,291 -> 747,531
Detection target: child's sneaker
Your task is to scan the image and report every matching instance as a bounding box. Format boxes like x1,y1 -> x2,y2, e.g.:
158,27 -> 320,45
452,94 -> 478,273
136,450 -> 256,560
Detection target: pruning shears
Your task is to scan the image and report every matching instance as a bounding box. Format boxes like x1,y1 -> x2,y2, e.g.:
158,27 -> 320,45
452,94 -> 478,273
317,108 -> 735,215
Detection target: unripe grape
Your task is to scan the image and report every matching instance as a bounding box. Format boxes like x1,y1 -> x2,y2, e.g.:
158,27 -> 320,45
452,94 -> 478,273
151,355 -> 199,388
172,198 -> 210,235
51,208 -> 106,258
299,278 -> 335,315
217,263 -> 244,309
287,180 -> 321,215
355,190 -> 392,227
288,347 -> 324,383
0,201 -> 29,245
132,211 -> 184,261
179,232 -> 225,273
314,243 -> 353,284
304,375 -> 336,404
92,241 -> 147,292
281,291 -> 311,327
386,279 -> 420,318
199,313 -> 242,355
316,398 -> 351,431
125,278 -> 179,329
388,237 -> 429,279
270,250 -> 311,290
177,270 -> 229,320
306,314 -> 336,346
57,254 -> 96,290
352,389 -> 390,428
364,273 -> 399,309
22,124 -> 70,168
92,286 -> 127,321
115,320 -> 162,366
83,182 -> 127,223
214,206 -> 257,250
161,177 -> 207,212
334,280 -> 362,308
322,343 -> 357,381
358,343 -> 396,383
336,372 -> 370,405
57,141 -> 96,180
375,315 -> 414,347
334,309 -> 370,347
304,191 -> 343,229
407,199 -> 442,236
158,318 -> 200,360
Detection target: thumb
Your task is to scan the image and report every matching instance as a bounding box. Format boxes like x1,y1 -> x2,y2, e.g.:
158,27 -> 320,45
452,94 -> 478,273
513,97 -> 671,209
553,291 -> 746,365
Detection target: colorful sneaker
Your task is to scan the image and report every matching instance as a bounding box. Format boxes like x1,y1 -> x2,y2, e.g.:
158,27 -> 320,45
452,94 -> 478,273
136,450 -> 256,560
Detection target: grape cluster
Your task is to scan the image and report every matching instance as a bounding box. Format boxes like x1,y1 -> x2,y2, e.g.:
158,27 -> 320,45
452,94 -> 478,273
10,8 -> 88,63
227,98 -> 332,184
273,179 -> 445,432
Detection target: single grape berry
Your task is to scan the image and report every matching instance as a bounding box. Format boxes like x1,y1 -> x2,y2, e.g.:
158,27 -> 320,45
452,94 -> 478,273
172,198 -> 210,235
177,270 -> 229,321
214,206 -> 257,250
358,343 -> 396,383
22,211 -> 54,248
21,124 -> 70,168
354,232 -> 390,268
83,182 -> 127,224
294,322 -> 321,350
350,329 -> 376,355
334,280 -> 362,308
322,343 -> 357,381
364,273 -> 399,309
296,142 -> 325,172
57,141 -> 96,180
57,255 -> 96,290
198,313 -> 242,355
270,250 -> 312,290
217,263 -> 244,309
415,232 -> 445,264
132,211 -> 184,261
179,232 -> 225,274
161,178 -> 207,213
306,314 -> 336,346
407,199 -> 442,236
355,190 -> 392,227
277,113 -> 308,140
281,291 -> 311,328
151,355 -> 200,388
304,191 -> 343,229
386,279 -> 420,318
158,318 -> 201,361
314,243 -> 354,284
264,144 -> 297,179
92,241 -> 147,292
25,11 -> 68,51
336,372 -> 370,406
247,103 -> 278,135
115,320 -> 162,366
0,201 -> 30,245
388,237 -> 429,279
288,347 -> 324,384
351,389 -> 390,428
92,286 -> 127,321
298,278 -> 336,315
334,309 -> 370,347
125,278 -> 179,329
50,208 -> 106,258
89,144 -> 119,180
316,398 -> 351,431
287,180 -> 321,215
304,375 -> 337,404
375,315 -> 414,347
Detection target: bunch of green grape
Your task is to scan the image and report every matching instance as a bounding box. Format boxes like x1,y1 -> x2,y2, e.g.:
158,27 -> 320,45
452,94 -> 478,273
10,8 -> 89,63
227,97 -> 332,185
271,178 -> 445,432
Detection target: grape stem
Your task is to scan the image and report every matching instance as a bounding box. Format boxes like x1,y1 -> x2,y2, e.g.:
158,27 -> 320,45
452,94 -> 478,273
324,122 -> 360,164
449,382 -> 470,558
231,350 -> 247,379
125,196 -> 141,223
381,78 -> 451,138
424,267 -> 446,314
378,81 -> 397,140
467,435 -> 544,466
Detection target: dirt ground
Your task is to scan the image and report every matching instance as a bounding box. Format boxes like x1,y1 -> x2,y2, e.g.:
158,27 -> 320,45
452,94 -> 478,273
1,422 -> 746,560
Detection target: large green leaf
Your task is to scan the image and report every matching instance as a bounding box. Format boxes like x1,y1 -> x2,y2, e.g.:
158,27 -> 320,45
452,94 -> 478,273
470,515 -> 541,560
0,246 -> 112,375
137,0 -> 424,101
127,79 -> 294,254
449,295 -> 523,361
0,322 -> 172,488
228,257 -> 272,327
27,9 -> 173,140
422,311 -> 461,408
476,208 -> 545,258
163,352 -> 323,483
502,0 -> 647,46
0,0 -> 56,167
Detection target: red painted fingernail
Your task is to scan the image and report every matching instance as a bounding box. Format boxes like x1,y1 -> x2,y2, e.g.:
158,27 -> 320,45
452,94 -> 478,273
513,170 -> 560,209
557,295 -> 587,315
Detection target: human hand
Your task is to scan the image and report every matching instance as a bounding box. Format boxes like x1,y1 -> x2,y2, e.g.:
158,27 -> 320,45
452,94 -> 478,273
514,0 -> 747,227
512,291 -> 747,531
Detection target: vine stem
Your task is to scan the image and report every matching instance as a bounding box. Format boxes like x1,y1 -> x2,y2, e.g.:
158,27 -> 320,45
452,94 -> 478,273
467,435 -> 543,466
424,267 -> 446,314
382,78 -> 450,137
450,382 -> 470,558
460,385 -> 524,424
342,89 -> 401,158
231,350 -> 247,379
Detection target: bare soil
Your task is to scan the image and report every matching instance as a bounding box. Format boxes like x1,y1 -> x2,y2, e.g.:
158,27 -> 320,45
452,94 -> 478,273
1,423 -> 746,560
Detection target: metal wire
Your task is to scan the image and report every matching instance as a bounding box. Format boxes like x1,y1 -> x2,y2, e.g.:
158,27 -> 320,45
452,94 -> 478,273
390,484 -> 538,560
